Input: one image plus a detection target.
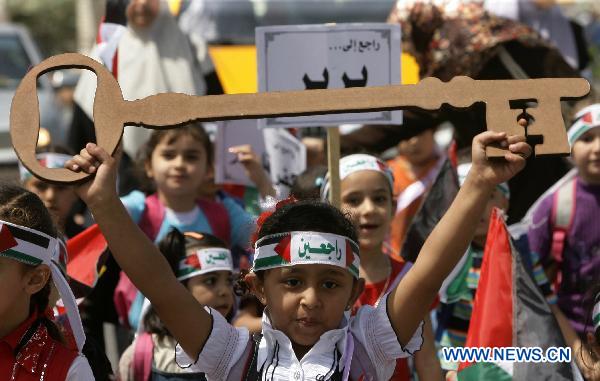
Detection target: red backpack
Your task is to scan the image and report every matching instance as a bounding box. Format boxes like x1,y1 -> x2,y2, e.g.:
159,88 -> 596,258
113,193 -> 231,329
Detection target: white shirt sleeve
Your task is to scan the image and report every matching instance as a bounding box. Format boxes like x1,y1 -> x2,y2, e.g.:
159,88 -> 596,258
66,355 -> 95,380
175,307 -> 250,380
351,293 -> 424,380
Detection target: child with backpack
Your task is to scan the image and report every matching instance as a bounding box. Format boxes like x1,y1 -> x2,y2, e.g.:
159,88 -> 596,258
67,129 -> 530,380
528,103 -> 600,338
118,229 -> 235,380
0,184 -> 94,380
331,154 -> 442,380
116,124 -> 255,329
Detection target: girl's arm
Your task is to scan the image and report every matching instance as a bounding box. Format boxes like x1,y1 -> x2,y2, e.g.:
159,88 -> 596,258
388,130 -> 532,345
414,315 -> 443,381
68,144 -> 212,360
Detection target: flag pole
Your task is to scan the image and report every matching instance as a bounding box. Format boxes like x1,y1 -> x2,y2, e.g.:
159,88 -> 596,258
327,126 -> 340,208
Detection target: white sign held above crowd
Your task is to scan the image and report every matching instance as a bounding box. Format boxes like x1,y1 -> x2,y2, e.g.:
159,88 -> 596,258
263,128 -> 307,197
214,119 -> 267,187
256,23 -> 402,128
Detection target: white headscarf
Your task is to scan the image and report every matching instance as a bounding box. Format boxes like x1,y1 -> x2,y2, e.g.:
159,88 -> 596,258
74,0 -> 206,158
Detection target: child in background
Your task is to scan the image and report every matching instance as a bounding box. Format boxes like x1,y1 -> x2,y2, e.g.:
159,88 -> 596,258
386,127 -> 443,257
20,149 -> 84,238
528,103 -> 600,338
67,129 -> 530,379
0,184 -> 94,380
128,124 -> 254,247
118,124 -> 254,329
331,154 -> 442,381
119,229 -> 235,380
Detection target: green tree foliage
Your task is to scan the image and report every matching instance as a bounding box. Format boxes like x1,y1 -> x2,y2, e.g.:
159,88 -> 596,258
7,0 -> 76,57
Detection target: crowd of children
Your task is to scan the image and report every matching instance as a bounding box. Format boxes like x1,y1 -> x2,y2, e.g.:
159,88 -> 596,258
3,100 -> 600,380
2,2 -> 600,378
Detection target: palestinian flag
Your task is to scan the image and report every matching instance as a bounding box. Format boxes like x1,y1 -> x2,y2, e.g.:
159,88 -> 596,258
401,158 -> 459,262
66,224 -> 109,297
457,209 -> 575,380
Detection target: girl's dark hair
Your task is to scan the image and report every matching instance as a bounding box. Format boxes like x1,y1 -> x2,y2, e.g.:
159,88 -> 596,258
136,123 -> 213,192
0,183 -> 64,343
143,228 -> 228,338
235,200 -> 357,297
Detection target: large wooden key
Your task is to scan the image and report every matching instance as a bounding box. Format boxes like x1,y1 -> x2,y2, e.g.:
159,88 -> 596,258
11,53 -> 590,183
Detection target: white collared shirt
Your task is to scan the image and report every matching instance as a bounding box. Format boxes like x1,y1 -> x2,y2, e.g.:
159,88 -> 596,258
176,295 -> 423,380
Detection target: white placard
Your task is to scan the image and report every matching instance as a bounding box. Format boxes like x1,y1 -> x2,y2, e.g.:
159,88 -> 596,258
257,23 -> 401,128
263,129 -> 307,197
214,119 -> 267,187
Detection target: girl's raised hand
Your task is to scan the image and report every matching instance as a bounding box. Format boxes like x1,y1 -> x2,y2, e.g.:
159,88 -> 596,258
229,144 -> 276,197
468,119 -> 532,190
65,143 -> 119,209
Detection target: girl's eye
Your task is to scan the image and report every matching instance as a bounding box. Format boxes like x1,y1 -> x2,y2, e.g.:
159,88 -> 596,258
373,195 -> 388,204
161,152 -> 175,160
284,278 -> 301,287
203,277 -> 216,286
184,154 -> 200,161
322,281 -> 338,290
344,197 -> 361,206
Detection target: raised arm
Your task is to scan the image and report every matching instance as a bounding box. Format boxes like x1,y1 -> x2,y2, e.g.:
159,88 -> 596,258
68,144 -> 212,359
387,129 -> 532,345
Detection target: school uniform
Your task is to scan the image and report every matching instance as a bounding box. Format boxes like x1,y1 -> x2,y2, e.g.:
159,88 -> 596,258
175,295 -> 423,381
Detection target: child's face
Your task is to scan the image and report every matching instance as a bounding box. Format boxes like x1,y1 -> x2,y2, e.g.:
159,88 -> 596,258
186,270 -> 234,318
397,129 -> 436,167
255,264 -> 363,351
473,189 -> 509,245
146,134 -> 208,199
0,259 -> 49,333
572,128 -> 600,184
126,0 -> 160,29
341,171 -> 393,253
24,178 -> 78,228
0,258 -> 28,323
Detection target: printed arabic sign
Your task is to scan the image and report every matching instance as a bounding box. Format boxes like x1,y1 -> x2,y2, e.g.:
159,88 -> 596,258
214,119 -> 267,187
263,128 -> 306,197
257,23 -> 401,128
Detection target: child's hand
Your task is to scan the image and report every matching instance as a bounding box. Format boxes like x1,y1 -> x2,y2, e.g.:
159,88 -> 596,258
468,120 -> 532,189
229,145 -> 275,197
65,143 -> 119,209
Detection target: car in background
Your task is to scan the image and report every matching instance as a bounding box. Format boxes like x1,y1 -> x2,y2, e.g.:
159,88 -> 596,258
0,23 -> 56,166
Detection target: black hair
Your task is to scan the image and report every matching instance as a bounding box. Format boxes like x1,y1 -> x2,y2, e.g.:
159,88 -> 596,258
257,200 -> 357,242
290,165 -> 328,200
136,123 -> 213,193
142,228 -> 229,339
0,183 -> 64,343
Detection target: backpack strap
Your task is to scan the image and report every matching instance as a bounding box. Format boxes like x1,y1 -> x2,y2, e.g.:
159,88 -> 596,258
550,178 -> 577,290
139,193 -> 166,242
132,332 -> 154,381
197,199 -> 231,245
